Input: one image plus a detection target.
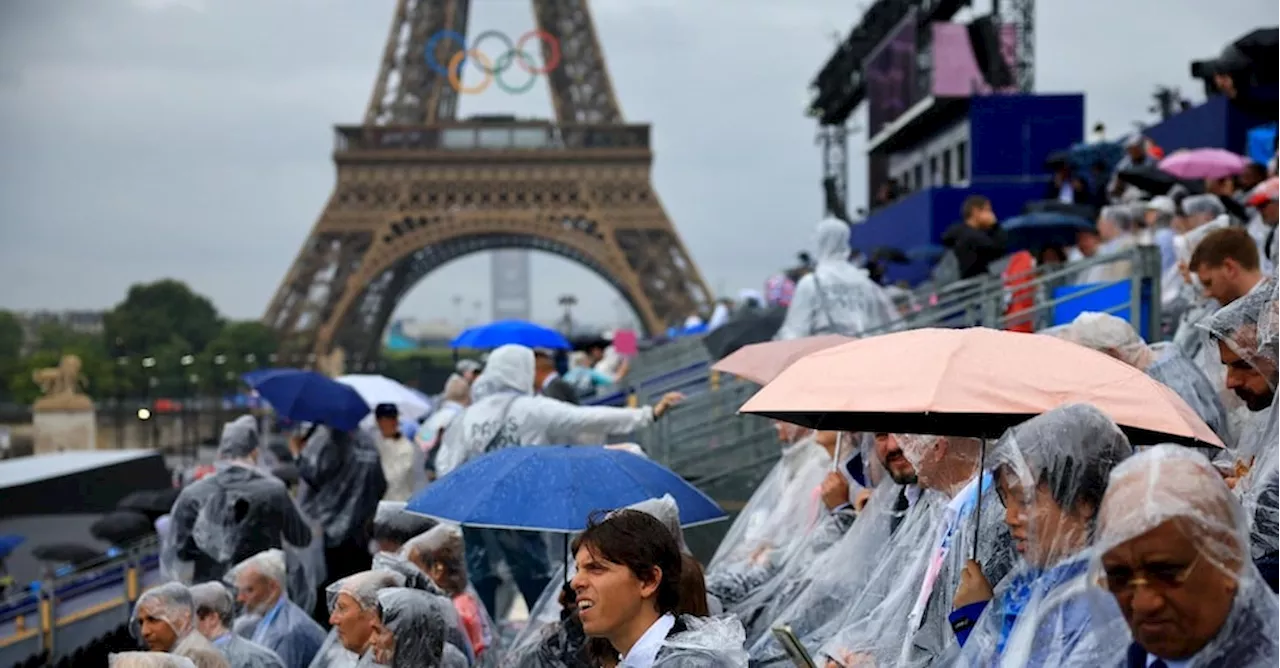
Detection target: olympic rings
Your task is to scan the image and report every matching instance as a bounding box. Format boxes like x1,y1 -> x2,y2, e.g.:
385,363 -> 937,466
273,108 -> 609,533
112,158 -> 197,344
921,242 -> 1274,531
424,29 -> 561,95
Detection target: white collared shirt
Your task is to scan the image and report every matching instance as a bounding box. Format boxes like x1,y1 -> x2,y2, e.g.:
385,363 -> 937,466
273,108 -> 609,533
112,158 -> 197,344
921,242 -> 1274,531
1148,654 -> 1193,668
619,613 -> 676,668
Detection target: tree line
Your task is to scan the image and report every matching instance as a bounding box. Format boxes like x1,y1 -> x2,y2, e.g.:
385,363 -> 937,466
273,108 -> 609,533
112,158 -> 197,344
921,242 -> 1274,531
0,280 -> 280,404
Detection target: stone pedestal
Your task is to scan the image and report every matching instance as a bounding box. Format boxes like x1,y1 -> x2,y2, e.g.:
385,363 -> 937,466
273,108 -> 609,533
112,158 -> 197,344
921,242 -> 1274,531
33,404 -> 98,454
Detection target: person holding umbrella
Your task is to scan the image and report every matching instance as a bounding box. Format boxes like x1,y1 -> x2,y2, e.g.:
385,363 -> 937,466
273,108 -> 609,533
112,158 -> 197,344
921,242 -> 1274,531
433,344 -> 683,619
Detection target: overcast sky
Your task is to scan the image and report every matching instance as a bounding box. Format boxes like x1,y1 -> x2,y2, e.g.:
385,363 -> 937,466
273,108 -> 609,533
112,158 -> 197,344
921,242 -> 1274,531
0,0 -> 1274,330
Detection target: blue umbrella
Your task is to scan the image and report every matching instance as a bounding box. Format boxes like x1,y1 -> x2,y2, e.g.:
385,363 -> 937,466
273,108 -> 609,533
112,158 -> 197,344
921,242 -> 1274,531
0,535 -> 24,560
248,369 -> 370,431
241,367 -> 299,386
451,320 -> 571,350
1003,211 -> 1095,251
406,445 -> 727,532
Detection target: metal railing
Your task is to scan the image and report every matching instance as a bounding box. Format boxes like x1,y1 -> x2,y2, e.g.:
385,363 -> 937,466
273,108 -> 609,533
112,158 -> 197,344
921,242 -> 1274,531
0,537 -> 163,665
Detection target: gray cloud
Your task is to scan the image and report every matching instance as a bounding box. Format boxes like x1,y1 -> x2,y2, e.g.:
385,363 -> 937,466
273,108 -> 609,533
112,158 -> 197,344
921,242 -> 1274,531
0,0 -> 1274,329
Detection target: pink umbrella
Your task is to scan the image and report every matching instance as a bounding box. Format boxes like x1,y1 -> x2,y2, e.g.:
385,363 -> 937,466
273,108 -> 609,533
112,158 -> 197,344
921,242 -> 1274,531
712,334 -> 853,385
740,327 -> 1223,448
1159,148 -> 1248,181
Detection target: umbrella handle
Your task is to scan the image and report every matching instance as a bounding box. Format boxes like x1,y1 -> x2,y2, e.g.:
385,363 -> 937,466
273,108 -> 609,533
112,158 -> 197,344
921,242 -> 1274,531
972,438 -> 986,562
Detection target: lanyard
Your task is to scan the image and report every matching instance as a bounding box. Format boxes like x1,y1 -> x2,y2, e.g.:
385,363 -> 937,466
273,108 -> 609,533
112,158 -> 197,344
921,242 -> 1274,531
252,597 -> 286,645
905,473 -> 990,632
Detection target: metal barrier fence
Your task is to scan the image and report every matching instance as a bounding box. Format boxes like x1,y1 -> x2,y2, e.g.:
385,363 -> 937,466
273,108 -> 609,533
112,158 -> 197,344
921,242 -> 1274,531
0,538 -> 163,666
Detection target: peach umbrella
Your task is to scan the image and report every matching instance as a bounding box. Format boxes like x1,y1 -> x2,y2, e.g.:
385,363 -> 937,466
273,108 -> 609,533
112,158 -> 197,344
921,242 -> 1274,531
712,334 -> 854,385
740,327 -> 1223,448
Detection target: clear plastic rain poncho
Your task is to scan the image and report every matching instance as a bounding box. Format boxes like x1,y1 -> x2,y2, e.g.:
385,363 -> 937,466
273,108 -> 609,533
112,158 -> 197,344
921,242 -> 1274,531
1169,215 -> 1231,350
1199,275 -> 1279,443
167,418 -> 320,596
746,472 -> 934,662
110,653 -> 198,668
1091,445 -> 1279,666
775,217 -> 901,340
651,615 -> 750,667
188,582 -> 286,668
706,431 -> 829,585
1055,312 -> 1231,443
226,549 -> 326,668
371,501 -> 438,551
820,435 -> 1016,668
132,583 -> 221,659
400,524 -> 497,663
380,547 -> 478,668
295,425 -> 387,549
435,344 -> 658,476
949,404 -> 1133,667
707,433 -> 866,621
314,570 -> 405,668
371,588 -> 448,667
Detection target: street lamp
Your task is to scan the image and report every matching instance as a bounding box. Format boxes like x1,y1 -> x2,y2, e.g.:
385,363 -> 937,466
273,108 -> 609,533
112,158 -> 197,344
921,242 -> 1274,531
213,354 -> 227,437
180,355 -> 196,460
115,356 -> 128,449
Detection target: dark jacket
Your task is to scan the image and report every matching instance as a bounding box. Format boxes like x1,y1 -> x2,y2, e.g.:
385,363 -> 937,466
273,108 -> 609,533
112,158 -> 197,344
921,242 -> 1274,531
942,222 -> 1008,279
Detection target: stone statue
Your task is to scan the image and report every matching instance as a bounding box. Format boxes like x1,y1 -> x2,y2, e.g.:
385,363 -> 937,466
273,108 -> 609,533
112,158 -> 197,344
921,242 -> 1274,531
32,354 -> 94,411
316,347 -> 346,378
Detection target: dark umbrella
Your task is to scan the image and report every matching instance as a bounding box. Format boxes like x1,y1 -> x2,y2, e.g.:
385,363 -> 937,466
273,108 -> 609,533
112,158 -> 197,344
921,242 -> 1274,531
31,543 -> 101,566
117,488 -> 180,520
1003,212 -> 1095,252
906,245 -> 947,264
1117,165 -> 1203,196
701,306 -> 787,360
90,511 -> 155,546
1022,199 -> 1098,222
248,369 -> 371,431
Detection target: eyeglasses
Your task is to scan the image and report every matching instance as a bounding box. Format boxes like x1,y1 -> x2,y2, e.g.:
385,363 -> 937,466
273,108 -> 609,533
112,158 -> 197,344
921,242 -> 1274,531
1097,553 -> 1201,595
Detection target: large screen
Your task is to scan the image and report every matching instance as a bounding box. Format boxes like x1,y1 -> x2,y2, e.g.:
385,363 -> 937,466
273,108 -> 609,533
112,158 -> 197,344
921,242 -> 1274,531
930,22 -> 1018,97
865,12 -> 920,139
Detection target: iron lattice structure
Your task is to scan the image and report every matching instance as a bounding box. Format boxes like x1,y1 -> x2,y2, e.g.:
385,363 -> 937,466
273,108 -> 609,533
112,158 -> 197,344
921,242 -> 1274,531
263,0 -> 712,367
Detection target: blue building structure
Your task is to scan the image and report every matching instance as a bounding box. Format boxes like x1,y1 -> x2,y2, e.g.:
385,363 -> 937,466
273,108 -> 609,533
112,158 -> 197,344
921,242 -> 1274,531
1144,94 -> 1276,158
856,93 -> 1085,284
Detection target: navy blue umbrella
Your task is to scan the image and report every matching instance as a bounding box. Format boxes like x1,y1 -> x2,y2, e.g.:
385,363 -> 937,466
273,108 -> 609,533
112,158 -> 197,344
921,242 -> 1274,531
451,320 -> 571,350
241,367 -> 300,387
248,369 -> 370,431
1003,211 -> 1094,251
406,445 -> 727,532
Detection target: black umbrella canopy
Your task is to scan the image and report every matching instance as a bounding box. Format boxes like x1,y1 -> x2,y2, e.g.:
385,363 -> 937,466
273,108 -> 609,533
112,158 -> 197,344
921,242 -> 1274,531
271,463 -> 300,487
90,511 -> 155,546
1117,165 -> 1204,196
702,307 -> 787,360
31,542 -> 102,566
1022,199 -> 1098,222
116,488 -> 180,520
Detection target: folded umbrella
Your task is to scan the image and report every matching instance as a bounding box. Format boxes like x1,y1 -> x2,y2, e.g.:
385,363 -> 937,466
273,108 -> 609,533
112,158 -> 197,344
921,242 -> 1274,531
116,488 -> 180,520
741,327 -> 1223,448
451,320 -> 571,350
406,445 -> 727,533
31,543 -> 101,566
712,335 -> 853,386
90,511 -> 156,545
249,369 -> 371,431
1160,148 -> 1248,181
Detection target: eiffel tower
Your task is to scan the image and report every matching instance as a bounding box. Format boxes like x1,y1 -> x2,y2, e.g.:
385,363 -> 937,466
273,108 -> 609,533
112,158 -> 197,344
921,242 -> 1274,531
263,0 -> 713,367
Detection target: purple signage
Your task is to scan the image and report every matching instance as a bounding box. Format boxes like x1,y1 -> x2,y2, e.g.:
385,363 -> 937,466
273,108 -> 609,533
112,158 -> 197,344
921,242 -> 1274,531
865,14 -> 920,139
930,22 -> 1018,98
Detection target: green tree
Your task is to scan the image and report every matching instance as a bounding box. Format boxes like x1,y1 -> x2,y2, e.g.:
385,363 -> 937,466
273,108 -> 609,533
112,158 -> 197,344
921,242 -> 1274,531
201,321 -> 280,390
0,311 -> 22,360
104,279 -> 224,359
